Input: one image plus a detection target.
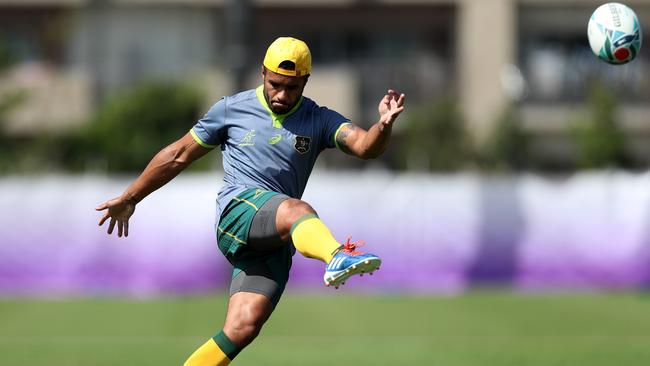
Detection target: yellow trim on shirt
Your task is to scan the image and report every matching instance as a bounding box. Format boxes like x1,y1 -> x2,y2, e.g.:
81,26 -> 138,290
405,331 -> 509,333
190,129 -> 218,149
255,85 -> 303,129
333,122 -> 352,151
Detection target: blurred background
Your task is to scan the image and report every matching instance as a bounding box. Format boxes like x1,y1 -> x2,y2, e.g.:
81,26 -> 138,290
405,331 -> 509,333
1,0 -> 650,365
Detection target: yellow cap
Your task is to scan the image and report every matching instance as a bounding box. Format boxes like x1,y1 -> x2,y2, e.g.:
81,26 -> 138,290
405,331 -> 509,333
263,37 -> 311,77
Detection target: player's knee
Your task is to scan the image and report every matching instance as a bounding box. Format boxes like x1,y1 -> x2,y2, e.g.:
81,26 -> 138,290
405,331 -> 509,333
293,199 -> 315,216
282,198 -> 315,220
226,319 -> 263,347
223,292 -> 274,349
275,198 -> 317,240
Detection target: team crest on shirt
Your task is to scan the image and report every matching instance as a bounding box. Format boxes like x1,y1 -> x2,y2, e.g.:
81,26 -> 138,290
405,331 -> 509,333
294,136 -> 311,154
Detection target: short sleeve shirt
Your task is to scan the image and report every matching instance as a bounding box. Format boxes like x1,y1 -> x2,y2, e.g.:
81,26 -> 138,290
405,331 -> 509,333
191,85 -> 350,217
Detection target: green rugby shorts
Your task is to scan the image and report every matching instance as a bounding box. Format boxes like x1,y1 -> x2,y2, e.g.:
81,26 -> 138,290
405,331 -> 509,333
217,188 -> 294,304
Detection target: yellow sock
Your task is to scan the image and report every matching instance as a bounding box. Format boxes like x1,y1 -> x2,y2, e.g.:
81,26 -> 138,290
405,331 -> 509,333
291,214 -> 341,263
183,338 -> 230,366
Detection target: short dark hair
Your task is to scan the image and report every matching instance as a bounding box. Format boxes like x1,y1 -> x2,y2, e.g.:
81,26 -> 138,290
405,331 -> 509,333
278,60 -> 296,71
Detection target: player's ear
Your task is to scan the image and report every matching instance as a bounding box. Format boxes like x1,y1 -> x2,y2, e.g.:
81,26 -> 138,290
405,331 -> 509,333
261,66 -> 266,78
303,74 -> 310,86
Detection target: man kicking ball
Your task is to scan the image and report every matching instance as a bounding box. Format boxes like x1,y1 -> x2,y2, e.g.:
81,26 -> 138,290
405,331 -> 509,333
96,36 -> 406,365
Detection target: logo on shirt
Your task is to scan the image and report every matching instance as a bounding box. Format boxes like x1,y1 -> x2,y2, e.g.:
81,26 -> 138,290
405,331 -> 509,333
294,135 -> 311,154
268,134 -> 282,145
239,130 -> 256,146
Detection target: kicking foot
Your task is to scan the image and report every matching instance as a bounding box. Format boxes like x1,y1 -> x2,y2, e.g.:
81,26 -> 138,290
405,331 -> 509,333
324,237 -> 381,289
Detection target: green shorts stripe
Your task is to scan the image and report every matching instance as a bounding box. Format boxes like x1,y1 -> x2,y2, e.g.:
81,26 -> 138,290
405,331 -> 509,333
217,227 -> 247,245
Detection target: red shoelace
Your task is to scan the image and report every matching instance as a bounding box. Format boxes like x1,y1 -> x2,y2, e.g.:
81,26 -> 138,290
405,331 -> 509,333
340,237 -> 365,256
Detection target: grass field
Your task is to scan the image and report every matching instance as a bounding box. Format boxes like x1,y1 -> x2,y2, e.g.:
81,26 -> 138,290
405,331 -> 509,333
1,291 -> 649,366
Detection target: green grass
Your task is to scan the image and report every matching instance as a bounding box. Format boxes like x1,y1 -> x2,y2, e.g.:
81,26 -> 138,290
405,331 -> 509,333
1,291 -> 649,365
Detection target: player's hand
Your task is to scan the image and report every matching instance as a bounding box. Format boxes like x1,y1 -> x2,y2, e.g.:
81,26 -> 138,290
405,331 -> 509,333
378,89 -> 406,127
96,196 -> 136,238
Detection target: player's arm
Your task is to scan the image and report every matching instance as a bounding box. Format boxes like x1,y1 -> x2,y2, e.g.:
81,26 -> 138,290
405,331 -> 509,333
95,131 -> 213,237
336,89 -> 405,160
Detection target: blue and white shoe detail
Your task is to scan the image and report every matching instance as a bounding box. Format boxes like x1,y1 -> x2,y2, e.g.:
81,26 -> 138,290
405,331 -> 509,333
324,237 -> 381,289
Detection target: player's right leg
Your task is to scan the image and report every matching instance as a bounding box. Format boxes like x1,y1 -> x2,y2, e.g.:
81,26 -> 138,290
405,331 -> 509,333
184,189 -> 292,365
183,291 -> 275,366
183,290 -> 277,366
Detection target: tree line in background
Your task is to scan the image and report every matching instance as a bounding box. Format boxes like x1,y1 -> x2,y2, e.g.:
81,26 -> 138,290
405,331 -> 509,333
391,80 -> 633,172
0,69 -> 635,174
0,81 -> 213,173
394,80 -> 634,172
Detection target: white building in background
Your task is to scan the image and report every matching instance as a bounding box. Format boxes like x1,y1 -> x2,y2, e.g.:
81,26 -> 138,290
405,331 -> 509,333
0,0 -> 648,164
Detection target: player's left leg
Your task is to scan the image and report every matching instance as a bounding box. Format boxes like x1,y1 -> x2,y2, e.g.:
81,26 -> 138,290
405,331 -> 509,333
275,198 -> 381,288
274,198 -> 341,262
